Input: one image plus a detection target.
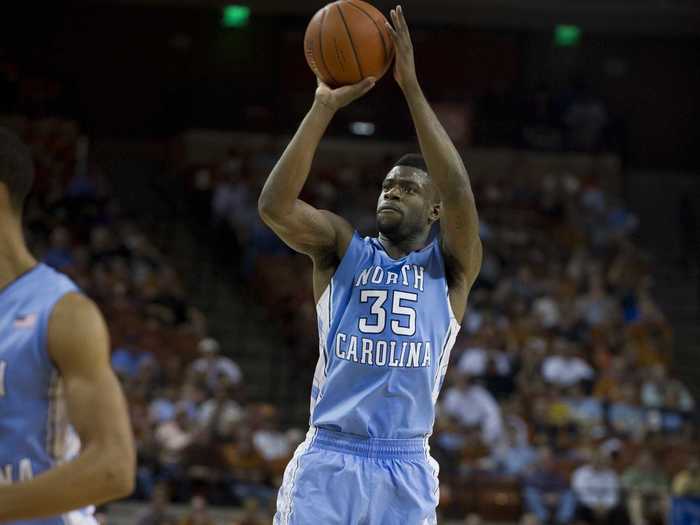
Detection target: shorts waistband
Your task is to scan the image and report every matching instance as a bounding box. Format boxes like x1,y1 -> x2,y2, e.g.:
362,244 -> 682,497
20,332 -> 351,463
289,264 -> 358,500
311,428 -> 427,460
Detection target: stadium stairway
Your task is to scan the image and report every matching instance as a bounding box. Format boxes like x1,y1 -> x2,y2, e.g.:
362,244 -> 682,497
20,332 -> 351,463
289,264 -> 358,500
625,171 -> 700,402
96,142 -> 295,413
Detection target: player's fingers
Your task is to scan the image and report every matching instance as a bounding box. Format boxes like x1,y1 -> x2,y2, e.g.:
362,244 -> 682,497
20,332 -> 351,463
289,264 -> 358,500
355,77 -> 376,97
390,8 -> 399,30
385,21 -> 398,43
397,5 -> 411,38
360,76 -> 377,93
394,5 -> 403,29
339,76 -> 375,98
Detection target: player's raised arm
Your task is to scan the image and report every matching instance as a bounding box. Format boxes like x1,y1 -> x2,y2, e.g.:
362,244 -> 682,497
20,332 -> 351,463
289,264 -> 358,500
386,6 -> 482,311
0,293 -> 135,522
258,78 -> 375,260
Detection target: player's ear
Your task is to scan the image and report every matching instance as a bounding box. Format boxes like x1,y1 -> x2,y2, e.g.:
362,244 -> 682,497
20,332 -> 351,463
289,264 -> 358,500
429,201 -> 441,223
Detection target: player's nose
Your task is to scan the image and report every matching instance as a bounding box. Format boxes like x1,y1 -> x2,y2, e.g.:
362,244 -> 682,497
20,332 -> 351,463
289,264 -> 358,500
383,187 -> 401,200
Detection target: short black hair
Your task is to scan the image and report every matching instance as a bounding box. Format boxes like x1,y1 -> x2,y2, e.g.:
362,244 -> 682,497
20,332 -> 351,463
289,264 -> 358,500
0,127 -> 34,211
394,153 -> 428,174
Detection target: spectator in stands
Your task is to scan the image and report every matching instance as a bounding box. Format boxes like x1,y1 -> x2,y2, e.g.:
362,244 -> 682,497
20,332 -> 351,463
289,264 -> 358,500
134,483 -> 177,525
221,427 -> 273,505
572,450 -> 626,524
542,338 -> 595,388
608,384 -> 645,440
155,407 -> 196,500
489,424 -> 537,477
463,513 -> 483,525
565,385 -> 604,431
251,405 -> 292,463
672,457 -> 700,497
43,225 -> 74,270
621,451 -> 669,525
576,273 -> 619,328
441,373 -> 504,448
593,355 -> 627,402
522,447 -> 576,525
640,364 -> 667,410
149,387 -> 179,424
230,498 -> 269,525
179,495 -> 216,525
188,338 -> 243,393
519,514 -> 542,525
196,381 -> 244,444
667,376 -> 695,415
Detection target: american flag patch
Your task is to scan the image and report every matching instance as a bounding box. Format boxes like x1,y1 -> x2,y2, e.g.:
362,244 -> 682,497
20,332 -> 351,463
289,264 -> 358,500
14,313 -> 38,329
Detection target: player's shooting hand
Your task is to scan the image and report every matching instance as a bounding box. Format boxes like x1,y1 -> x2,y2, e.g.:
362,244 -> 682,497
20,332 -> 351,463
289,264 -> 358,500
386,5 -> 418,92
315,77 -> 376,112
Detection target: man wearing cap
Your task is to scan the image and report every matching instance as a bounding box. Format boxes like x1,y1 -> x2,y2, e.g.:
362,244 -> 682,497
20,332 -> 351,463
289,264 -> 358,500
188,338 -> 243,392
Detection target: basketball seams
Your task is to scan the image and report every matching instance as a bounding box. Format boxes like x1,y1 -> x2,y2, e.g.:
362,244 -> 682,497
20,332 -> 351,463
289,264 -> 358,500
305,18 -> 326,81
335,4 -> 364,81
344,0 -> 390,66
318,7 -> 340,86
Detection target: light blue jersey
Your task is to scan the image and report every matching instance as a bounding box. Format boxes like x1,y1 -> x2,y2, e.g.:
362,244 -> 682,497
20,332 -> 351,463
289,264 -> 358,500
274,233 -> 460,525
0,263 -> 96,525
311,232 -> 460,438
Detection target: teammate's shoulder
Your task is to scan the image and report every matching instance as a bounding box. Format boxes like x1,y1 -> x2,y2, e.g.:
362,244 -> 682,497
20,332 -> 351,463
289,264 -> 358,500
47,292 -> 108,364
51,292 -> 101,322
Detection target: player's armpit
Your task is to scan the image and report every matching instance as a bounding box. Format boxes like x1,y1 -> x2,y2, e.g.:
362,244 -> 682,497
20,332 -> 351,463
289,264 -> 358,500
0,294 -> 135,522
260,198 -> 354,261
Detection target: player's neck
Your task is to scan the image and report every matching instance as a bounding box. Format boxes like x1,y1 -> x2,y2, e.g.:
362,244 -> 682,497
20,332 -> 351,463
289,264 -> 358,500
0,214 -> 37,291
378,229 -> 431,259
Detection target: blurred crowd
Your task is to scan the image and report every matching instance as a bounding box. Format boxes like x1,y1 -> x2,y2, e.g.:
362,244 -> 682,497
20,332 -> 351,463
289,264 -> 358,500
3,113 -> 698,524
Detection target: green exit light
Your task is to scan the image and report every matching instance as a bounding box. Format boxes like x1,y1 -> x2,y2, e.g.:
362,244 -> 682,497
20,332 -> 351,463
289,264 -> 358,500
554,25 -> 581,47
222,5 -> 250,28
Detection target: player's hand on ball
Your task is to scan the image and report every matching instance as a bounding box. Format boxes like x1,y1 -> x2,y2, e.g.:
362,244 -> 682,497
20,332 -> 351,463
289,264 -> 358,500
315,77 -> 376,112
386,5 -> 418,92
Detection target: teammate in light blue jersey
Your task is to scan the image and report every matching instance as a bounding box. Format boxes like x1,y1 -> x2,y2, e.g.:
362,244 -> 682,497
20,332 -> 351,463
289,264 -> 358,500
259,6 -> 482,524
0,128 -> 135,523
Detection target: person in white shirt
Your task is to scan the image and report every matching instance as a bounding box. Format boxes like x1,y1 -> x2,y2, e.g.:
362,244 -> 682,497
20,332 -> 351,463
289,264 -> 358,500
155,408 -> 194,467
196,381 -> 244,441
188,338 -> 243,393
440,374 -> 504,448
542,339 -> 595,388
457,346 -> 512,377
572,451 -> 627,524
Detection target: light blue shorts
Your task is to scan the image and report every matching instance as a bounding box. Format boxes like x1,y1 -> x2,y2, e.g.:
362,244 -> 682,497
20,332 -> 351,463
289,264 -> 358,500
274,427 -> 440,525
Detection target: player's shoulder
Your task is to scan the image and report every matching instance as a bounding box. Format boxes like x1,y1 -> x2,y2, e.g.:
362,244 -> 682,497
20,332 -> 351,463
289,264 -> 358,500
47,292 -> 110,367
49,290 -> 102,336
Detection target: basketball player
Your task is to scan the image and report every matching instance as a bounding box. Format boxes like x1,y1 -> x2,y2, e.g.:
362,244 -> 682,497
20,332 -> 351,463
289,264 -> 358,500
0,128 -> 135,524
259,6 -> 482,524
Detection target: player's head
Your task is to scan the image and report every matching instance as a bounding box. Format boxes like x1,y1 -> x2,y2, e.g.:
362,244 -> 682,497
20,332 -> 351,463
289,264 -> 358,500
376,154 -> 440,240
0,127 -> 34,217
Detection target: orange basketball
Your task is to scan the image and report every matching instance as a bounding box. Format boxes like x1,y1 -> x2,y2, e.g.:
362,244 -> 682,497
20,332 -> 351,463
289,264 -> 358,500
304,0 -> 395,88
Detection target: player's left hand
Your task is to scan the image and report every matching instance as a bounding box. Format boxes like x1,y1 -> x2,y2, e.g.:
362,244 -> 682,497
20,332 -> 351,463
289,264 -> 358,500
386,5 -> 418,92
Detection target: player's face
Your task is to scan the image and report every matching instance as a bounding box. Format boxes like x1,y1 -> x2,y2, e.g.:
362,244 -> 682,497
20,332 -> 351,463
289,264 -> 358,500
376,166 -> 437,239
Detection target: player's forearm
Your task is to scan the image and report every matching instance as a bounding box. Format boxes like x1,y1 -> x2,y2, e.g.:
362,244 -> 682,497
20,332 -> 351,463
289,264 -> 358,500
258,101 -> 335,220
0,442 -> 134,522
402,81 -> 472,202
